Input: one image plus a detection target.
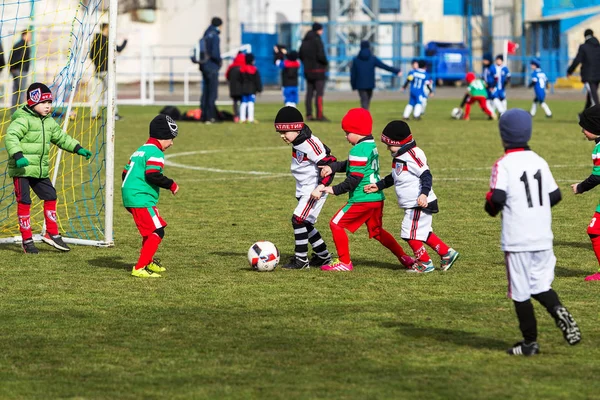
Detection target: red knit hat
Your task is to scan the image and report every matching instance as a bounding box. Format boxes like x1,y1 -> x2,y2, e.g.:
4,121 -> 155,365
341,108 -> 372,136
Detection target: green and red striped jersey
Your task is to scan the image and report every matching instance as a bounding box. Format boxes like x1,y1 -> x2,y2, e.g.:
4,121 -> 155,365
346,138 -> 385,203
121,139 -> 166,208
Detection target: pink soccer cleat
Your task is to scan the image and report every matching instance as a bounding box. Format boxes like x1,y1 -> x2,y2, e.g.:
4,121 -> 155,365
321,259 -> 353,272
400,255 -> 416,269
585,272 -> 600,281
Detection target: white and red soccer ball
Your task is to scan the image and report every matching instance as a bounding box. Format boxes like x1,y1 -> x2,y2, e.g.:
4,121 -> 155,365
247,241 -> 280,272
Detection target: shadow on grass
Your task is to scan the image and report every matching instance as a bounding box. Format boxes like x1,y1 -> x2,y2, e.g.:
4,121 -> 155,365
382,321 -> 509,350
554,241 -> 591,250
89,256 -> 131,270
555,265 -> 588,278
351,257 -> 404,270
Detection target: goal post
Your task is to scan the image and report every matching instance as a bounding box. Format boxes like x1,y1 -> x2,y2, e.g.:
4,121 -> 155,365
0,0 -> 117,247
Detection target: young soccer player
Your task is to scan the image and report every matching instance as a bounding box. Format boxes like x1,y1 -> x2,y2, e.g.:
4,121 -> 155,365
122,114 -> 179,278
274,46 -> 301,108
488,54 -> 511,115
460,72 -> 495,120
275,106 -> 336,269
402,60 -> 432,121
4,82 -> 92,254
240,53 -> 263,124
486,109 -> 581,355
481,53 -> 495,113
529,58 -> 552,118
364,120 -> 459,273
318,108 -> 415,271
571,104 -> 600,281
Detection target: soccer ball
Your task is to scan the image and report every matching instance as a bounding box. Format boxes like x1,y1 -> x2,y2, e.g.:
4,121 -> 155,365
248,241 -> 280,272
451,107 -> 463,120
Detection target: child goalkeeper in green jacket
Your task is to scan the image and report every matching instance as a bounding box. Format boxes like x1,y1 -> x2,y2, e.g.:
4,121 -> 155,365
4,82 -> 92,254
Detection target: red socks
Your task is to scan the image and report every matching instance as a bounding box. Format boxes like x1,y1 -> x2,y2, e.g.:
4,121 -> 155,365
590,234 -> 600,266
330,221 -> 351,264
425,233 -> 450,256
376,229 -> 408,260
17,202 -> 32,240
464,103 -> 472,119
44,200 -> 59,236
135,233 -> 162,270
407,239 -> 431,262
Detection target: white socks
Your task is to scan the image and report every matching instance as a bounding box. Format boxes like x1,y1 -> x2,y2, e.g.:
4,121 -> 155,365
247,102 -> 255,122
414,104 -> 423,118
239,102 -> 248,122
403,104 -> 413,119
531,102 -> 552,117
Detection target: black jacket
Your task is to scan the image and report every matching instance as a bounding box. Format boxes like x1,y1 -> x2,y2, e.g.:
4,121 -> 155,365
567,36 -> 600,82
90,33 -> 127,72
242,65 -> 263,96
0,41 -> 5,71
9,39 -> 30,73
299,30 -> 328,81
228,66 -> 243,98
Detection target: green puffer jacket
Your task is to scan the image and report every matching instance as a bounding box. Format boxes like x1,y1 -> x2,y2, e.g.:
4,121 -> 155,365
4,106 -> 80,178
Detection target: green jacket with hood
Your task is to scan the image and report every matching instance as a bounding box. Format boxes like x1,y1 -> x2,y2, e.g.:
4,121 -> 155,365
4,105 -> 81,178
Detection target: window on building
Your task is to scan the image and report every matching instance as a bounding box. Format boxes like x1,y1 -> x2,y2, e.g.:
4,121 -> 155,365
364,0 -> 401,14
443,0 -> 483,16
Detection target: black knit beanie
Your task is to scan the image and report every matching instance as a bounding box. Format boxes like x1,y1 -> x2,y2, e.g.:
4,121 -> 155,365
150,114 -> 178,139
27,82 -> 52,107
381,120 -> 413,146
312,22 -> 323,31
287,50 -> 299,61
245,53 -> 255,65
580,105 -> 600,136
211,17 -> 223,27
274,106 -> 304,132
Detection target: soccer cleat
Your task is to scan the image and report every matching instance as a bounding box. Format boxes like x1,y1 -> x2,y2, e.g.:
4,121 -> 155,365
553,306 -> 581,345
408,260 -> 435,273
22,239 -> 39,254
309,253 -> 332,268
131,267 -> 161,278
114,114 -> 124,121
440,248 -> 459,271
400,254 -> 416,269
316,116 -> 331,122
282,256 -> 309,270
507,341 -> 540,356
321,259 -> 353,271
147,258 -> 166,273
584,272 -> 600,281
41,233 -> 71,252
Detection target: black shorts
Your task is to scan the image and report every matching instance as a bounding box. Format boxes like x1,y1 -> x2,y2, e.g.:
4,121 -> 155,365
13,177 -> 57,204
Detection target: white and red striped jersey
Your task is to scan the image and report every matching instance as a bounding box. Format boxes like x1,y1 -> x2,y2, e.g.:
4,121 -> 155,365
291,135 -> 328,196
489,149 -> 558,252
391,146 -> 437,209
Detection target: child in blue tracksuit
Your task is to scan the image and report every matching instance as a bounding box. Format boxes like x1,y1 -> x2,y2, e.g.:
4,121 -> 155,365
489,54 -> 511,115
402,60 -> 432,120
481,53 -> 495,113
529,58 -> 552,118
274,46 -> 301,108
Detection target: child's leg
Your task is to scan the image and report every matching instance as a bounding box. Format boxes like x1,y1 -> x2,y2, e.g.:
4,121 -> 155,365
329,202 -> 372,264
307,223 -> 329,257
402,104 -> 413,119
425,232 -> 450,256
302,195 -> 330,258
30,178 -> 59,236
401,208 -> 433,261
505,252 -> 538,344
493,97 -> 504,114
365,202 -> 410,261
232,97 -> 240,122
530,100 -> 537,116
464,98 -> 473,119
586,212 -> 600,275
413,103 -> 423,118
291,216 -> 309,259
14,177 -> 33,240
247,95 -> 255,122
541,102 -> 552,117
128,206 -> 167,270
476,96 -> 493,117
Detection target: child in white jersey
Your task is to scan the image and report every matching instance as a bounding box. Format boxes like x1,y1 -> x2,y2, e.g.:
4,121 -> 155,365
274,106 -> 337,269
486,108 -> 580,355
364,120 -> 459,273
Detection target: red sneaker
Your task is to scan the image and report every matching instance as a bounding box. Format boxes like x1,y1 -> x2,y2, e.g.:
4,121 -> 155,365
321,259 -> 353,271
585,272 -> 600,281
400,255 -> 416,269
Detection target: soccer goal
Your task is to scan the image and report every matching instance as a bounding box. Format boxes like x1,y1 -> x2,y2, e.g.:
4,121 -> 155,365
0,0 -> 117,247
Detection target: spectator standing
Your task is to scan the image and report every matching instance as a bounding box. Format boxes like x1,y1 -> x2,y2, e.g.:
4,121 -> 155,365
9,30 -> 32,110
350,40 -> 401,110
89,23 -> 127,120
226,51 -> 245,123
567,29 -> 600,115
200,17 -> 223,124
299,22 -> 328,121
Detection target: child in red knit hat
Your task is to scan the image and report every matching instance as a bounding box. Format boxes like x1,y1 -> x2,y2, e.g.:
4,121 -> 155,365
318,108 -> 415,271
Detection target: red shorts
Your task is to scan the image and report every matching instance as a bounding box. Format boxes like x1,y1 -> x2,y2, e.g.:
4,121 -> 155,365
588,212 -> 600,236
127,206 -> 167,237
330,201 -> 384,238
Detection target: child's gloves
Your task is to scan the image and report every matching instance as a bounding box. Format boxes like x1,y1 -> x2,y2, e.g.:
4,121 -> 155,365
77,148 -> 93,160
15,158 -> 29,168
170,182 -> 179,195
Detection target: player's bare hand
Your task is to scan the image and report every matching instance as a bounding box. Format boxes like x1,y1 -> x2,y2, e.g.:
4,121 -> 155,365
319,165 -> 332,178
397,71 -> 402,77
363,183 -> 378,193
429,93 -> 435,98
170,182 -> 179,195
321,186 -> 334,195
571,183 -> 580,194
417,194 -> 428,207
311,185 -> 325,200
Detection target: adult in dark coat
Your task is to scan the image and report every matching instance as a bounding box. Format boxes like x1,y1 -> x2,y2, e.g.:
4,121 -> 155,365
350,40 -> 401,110
567,29 -> 600,113
9,30 -> 32,109
200,17 -> 223,123
299,22 -> 328,121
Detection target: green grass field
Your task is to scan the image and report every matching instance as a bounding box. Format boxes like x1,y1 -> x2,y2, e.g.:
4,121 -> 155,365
2,99 -> 600,399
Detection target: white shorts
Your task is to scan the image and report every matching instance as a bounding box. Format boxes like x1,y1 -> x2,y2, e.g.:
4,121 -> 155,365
505,250 -> 555,302
293,194 -> 327,224
401,208 -> 432,241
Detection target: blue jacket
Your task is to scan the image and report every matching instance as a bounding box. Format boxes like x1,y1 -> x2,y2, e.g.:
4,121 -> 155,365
201,25 -> 221,72
350,48 -> 400,90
